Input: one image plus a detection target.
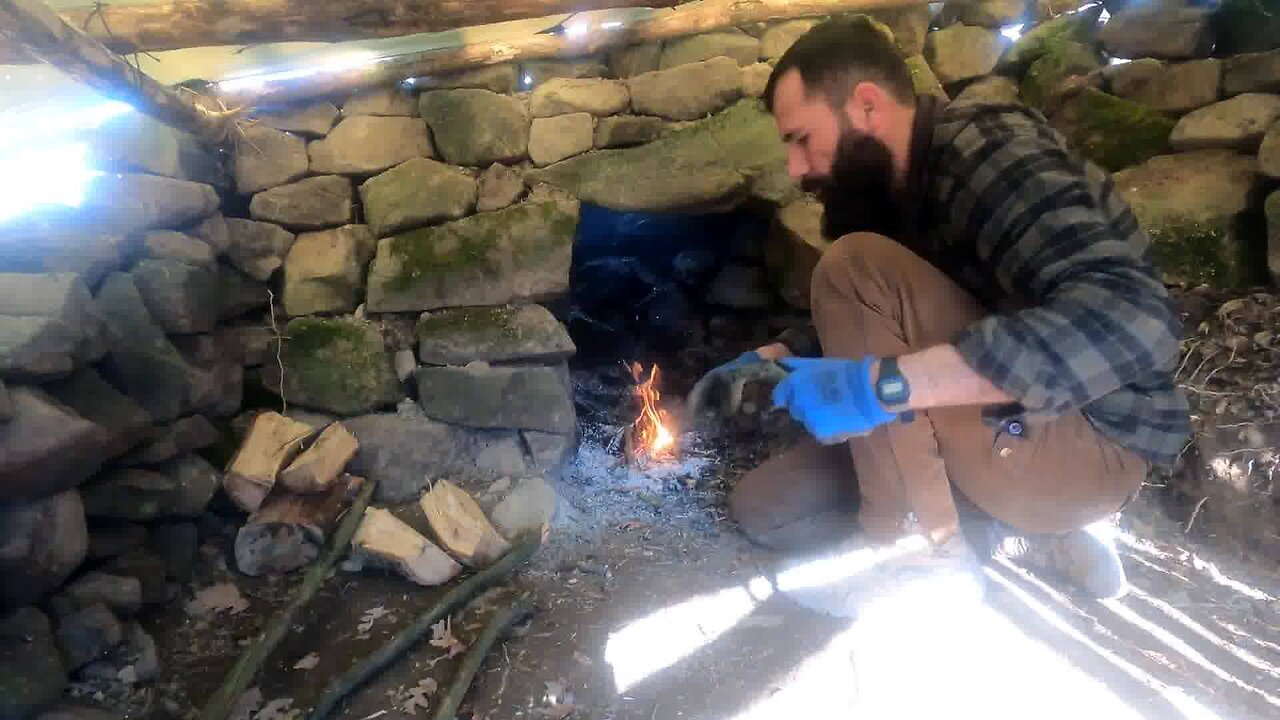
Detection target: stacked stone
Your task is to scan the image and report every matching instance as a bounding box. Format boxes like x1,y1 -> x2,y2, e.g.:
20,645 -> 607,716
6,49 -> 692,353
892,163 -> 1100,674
0,116 -> 266,716
916,0 -> 1280,290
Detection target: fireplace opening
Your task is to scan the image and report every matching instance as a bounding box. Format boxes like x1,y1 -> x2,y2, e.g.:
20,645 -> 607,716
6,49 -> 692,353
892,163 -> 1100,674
561,202 -> 811,481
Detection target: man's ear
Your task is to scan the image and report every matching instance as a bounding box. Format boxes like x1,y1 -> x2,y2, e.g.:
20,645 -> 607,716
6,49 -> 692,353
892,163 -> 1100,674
844,81 -> 883,132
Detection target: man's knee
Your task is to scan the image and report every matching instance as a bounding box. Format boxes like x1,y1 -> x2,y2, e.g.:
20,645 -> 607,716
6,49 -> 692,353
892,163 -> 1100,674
809,232 -> 911,311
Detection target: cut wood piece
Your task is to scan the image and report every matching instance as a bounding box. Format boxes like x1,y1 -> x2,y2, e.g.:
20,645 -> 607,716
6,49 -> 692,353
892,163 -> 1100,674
352,507 -> 462,586
0,0 -> 687,64
216,0 -> 926,106
419,480 -> 511,568
223,412 -> 317,513
278,421 -> 359,494
0,0 -> 230,143
234,475 -> 362,576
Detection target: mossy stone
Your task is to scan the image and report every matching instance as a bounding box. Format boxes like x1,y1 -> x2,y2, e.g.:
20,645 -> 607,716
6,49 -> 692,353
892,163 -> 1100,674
1049,88 -> 1174,171
279,317 -> 401,415
416,304 -> 575,365
418,89 -> 530,167
526,99 -> 795,212
996,5 -> 1104,77
365,195 -> 578,312
1020,41 -> 1103,109
1113,150 -> 1266,288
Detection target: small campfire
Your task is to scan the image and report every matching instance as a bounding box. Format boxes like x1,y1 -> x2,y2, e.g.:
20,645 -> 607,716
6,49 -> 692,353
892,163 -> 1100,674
623,361 -> 677,469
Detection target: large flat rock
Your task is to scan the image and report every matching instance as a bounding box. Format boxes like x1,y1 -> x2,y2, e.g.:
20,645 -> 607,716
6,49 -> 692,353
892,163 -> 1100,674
256,100 -> 340,137
530,78 -> 630,118
0,272 -> 103,379
660,30 -> 761,68
418,89 -> 531,167
526,99 -> 793,212
130,259 -> 219,335
342,86 -> 418,117
0,230 -> 126,290
416,304 -> 575,365
359,158 -> 477,237
366,194 -> 578,313
233,125 -> 309,194
1170,93 -> 1280,151
80,173 -> 219,237
136,231 -> 216,268
1099,7 -> 1214,60
529,113 -> 594,167
416,363 -> 575,434
309,116 -> 435,175
1105,58 -> 1222,115
0,387 -> 114,503
0,491 -> 87,608
413,63 -> 520,94
1222,49 -> 1280,96
249,175 -> 355,230
80,455 -> 220,522
85,110 -> 226,187
628,56 -> 743,121
344,407 -> 571,503
1113,150 -> 1265,287
278,317 -> 402,416
42,367 -> 152,460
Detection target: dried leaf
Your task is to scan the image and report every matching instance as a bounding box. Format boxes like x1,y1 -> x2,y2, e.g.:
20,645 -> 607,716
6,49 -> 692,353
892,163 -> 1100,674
292,653 -> 320,670
255,698 -> 299,720
400,678 -> 438,715
357,606 -> 391,635
190,582 -> 250,615
229,688 -> 263,720
429,617 -> 467,658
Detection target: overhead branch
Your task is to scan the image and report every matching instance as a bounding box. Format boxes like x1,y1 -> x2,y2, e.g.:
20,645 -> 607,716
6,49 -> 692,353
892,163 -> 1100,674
214,0 -> 928,107
0,0 -> 687,65
0,0 -> 235,145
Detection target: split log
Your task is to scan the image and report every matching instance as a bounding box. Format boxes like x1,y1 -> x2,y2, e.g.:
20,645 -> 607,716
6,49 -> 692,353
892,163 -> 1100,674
201,478 -> 377,720
352,507 -> 462,586
279,422 -> 359,494
214,0 -> 930,106
223,412 -> 317,513
420,480 -> 511,568
0,0 -> 232,145
234,475 -> 363,576
307,537 -> 541,720
431,600 -> 535,720
0,0 -> 687,65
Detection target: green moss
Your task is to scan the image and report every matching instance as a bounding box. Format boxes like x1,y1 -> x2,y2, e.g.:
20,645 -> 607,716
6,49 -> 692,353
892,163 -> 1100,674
1020,41 -> 1102,109
281,317 -> 400,415
416,306 -> 517,338
1052,88 -> 1174,171
996,5 -> 1104,78
1149,224 -> 1233,287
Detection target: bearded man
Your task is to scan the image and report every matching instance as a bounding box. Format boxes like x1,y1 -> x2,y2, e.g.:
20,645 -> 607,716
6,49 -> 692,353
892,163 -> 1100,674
689,16 -> 1190,609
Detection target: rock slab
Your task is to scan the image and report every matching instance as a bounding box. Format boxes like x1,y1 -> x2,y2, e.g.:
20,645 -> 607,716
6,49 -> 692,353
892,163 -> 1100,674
0,387 -> 114,503
280,317 -> 402,415
249,175 -> 355,230
359,158 -> 477,236
309,116 -> 435,175
225,219 -> 297,281
924,24 -> 1005,85
419,89 -> 530,167
594,115 -> 665,149
283,225 -> 375,317
1170,93 -> 1280,151
530,113 -> 594,167
416,304 -> 575,365
1099,7 -> 1213,60
416,363 -> 575,434
531,78 -> 630,117
233,125 -> 309,194
366,194 -> 579,312
628,57 -> 744,121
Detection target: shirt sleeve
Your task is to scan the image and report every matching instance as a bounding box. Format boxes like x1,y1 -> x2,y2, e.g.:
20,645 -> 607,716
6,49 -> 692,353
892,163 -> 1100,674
943,119 -> 1184,420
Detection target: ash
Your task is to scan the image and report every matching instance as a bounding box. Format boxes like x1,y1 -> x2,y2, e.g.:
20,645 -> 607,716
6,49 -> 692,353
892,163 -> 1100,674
570,420 -> 716,492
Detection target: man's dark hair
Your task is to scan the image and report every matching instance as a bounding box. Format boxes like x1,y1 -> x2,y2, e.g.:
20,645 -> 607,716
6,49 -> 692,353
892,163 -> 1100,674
763,15 -> 917,113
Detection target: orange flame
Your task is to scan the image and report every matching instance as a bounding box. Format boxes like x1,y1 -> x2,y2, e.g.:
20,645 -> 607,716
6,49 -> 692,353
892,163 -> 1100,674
628,362 -> 676,462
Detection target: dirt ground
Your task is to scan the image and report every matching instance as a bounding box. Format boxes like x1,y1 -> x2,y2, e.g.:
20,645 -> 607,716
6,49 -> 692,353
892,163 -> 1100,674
74,397 -> 1280,720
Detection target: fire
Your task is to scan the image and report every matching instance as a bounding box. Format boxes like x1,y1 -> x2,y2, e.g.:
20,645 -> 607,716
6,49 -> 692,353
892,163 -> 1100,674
626,361 -> 676,464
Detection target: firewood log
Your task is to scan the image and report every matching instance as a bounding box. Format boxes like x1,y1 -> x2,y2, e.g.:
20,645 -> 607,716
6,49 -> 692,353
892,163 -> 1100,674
279,421 -> 359,494
351,507 -> 462,586
234,475 -> 362,576
419,480 -> 511,568
223,412 -> 317,513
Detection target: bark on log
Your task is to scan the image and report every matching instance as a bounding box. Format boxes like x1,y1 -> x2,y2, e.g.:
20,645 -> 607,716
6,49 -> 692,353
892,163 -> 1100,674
234,475 -> 363,577
0,0 -> 686,64
201,478 -> 377,720
420,480 -> 511,568
224,412 -> 318,514
352,507 -> 463,586
279,421 -> 359,495
0,0 -> 233,144
214,0 -> 929,106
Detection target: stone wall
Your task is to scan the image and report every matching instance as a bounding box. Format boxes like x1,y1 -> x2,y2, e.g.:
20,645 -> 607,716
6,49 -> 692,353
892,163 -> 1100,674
0,117 -> 254,713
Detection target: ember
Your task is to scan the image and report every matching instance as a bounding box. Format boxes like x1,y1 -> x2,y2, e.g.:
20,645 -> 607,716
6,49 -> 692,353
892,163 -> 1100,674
625,361 -> 677,467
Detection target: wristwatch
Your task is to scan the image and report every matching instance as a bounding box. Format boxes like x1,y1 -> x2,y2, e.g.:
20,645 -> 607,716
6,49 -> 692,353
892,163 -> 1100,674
875,356 -> 914,422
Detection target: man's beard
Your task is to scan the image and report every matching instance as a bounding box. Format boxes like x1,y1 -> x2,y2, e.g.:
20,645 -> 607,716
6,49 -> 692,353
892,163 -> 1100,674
802,127 -> 901,241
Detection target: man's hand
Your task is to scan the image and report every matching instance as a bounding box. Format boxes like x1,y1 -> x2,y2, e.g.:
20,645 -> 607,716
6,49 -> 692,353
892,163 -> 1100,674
771,357 -> 897,444
687,350 -> 791,418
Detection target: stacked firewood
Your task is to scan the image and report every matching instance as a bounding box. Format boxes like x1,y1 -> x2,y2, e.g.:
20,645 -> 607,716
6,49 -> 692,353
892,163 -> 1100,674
224,412 -> 517,583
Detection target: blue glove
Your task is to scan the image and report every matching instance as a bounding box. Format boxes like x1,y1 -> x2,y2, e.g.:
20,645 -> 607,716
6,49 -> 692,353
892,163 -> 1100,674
772,357 -> 897,443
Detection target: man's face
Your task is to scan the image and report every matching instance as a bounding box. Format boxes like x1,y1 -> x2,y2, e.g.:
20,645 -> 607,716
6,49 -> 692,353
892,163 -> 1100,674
771,69 -> 902,239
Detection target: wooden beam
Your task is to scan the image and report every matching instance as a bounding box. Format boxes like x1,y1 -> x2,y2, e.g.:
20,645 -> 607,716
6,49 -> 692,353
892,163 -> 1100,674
215,0 -> 928,106
0,0 -> 687,65
0,0 -> 234,145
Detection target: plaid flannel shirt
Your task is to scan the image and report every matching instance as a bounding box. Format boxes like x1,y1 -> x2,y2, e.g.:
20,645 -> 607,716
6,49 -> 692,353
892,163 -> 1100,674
779,99 -> 1191,467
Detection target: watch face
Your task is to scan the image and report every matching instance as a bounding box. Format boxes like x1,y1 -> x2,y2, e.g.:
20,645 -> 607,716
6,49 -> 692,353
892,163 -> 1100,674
881,379 -> 906,396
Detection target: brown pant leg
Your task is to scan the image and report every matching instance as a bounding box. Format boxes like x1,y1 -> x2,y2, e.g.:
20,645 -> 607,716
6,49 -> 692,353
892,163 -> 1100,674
729,437 -> 860,552
808,232 -> 1148,542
